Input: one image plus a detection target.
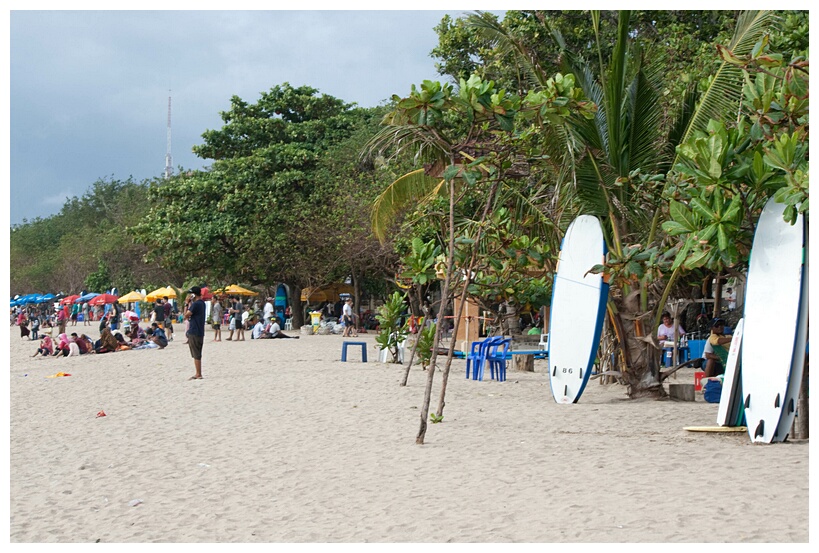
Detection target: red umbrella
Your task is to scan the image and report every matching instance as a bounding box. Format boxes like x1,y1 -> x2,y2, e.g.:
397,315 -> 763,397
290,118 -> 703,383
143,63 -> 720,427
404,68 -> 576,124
88,293 -> 119,305
60,295 -> 81,305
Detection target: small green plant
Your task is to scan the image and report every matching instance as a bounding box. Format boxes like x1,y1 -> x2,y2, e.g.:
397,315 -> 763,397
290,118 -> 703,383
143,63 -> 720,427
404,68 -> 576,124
429,412 -> 444,424
415,322 -> 437,370
375,291 -> 409,363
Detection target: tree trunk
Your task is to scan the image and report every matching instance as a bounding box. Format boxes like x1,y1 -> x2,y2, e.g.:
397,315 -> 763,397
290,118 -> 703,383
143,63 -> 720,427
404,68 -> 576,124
513,354 -> 534,372
416,179 -> 456,445
613,295 -> 666,398
288,283 -> 304,328
712,271 -> 723,318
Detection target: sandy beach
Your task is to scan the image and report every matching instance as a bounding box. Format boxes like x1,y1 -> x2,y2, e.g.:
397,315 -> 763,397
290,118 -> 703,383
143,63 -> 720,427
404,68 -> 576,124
7,325 -> 809,543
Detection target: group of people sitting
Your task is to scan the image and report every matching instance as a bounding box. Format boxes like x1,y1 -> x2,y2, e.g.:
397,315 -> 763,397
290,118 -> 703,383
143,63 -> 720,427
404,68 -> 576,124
31,316 -> 173,357
248,315 -> 299,339
656,310 -> 733,378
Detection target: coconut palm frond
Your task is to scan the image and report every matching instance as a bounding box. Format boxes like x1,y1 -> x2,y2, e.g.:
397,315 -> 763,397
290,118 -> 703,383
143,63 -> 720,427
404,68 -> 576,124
371,169 -> 444,243
673,10 -> 778,164
466,11 -> 550,89
625,68 -> 668,176
364,124 -> 450,167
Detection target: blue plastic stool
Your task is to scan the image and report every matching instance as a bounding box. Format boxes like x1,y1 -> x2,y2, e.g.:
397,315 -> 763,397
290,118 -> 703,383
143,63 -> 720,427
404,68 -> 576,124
341,341 -> 367,362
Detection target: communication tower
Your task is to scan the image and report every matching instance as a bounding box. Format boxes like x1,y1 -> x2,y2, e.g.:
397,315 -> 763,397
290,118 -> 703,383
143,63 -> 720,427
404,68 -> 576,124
164,93 -> 173,178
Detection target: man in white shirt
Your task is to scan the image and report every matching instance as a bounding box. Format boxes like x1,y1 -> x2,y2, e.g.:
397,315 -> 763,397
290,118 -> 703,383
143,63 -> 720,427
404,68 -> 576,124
342,298 -> 356,337
267,317 -> 299,339
251,317 -> 266,339
263,297 -> 275,324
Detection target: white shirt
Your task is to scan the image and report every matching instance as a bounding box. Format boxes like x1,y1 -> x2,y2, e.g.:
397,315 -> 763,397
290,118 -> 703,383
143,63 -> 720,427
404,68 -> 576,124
270,321 -> 281,334
343,303 -> 352,317
241,311 -> 250,325
263,302 -> 274,319
252,321 -> 265,339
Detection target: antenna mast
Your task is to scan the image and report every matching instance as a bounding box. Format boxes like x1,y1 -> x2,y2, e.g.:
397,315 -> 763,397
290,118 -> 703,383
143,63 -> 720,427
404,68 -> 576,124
164,93 -> 173,178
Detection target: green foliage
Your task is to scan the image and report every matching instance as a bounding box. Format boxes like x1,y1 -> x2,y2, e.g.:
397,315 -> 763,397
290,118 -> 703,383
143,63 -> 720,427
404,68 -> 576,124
10,177 -> 169,295
375,291 -> 409,363
400,238 -> 441,286
133,84 -> 393,302
415,322 -> 437,370
84,260 -> 112,292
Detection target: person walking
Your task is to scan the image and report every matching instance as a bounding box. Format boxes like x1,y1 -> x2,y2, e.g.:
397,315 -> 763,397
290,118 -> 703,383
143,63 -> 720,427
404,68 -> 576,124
81,302 -> 90,326
210,297 -> 223,342
163,296 -> 175,342
342,298 -> 357,337
184,287 -> 206,380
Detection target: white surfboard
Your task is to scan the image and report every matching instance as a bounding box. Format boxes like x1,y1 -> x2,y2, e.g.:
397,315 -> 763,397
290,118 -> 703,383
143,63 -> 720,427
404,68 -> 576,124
741,198 -> 805,443
773,227 -> 808,442
716,318 -> 744,427
548,215 -> 608,403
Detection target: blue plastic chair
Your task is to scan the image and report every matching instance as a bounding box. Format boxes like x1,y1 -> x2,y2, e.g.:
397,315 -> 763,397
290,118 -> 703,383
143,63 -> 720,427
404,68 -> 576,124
487,338 -> 511,381
465,338 -> 486,379
467,336 -> 500,380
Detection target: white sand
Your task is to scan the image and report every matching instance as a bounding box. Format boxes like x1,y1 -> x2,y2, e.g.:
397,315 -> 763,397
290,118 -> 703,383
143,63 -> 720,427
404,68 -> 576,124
7,326 -> 809,542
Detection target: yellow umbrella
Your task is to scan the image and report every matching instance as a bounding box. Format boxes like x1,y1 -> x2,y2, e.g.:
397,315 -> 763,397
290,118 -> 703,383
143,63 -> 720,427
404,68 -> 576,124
117,291 -> 145,304
145,286 -> 177,302
215,284 -> 258,296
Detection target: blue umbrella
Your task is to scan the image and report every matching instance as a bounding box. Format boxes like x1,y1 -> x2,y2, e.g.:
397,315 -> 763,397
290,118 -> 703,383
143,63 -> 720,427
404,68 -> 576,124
40,293 -> 56,302
75,292 -> 100,303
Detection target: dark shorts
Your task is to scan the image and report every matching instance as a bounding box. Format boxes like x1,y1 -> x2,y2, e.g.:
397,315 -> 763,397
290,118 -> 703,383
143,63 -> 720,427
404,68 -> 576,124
165,319 -> 174,331
187,333 -> 204,360
212,323 -> 221,330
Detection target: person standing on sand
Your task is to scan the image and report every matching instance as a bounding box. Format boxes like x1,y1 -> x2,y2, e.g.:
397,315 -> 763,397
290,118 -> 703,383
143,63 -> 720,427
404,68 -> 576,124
163,296 -> 175,342
184,286 -> 206,380
56,306 -> 67,335
210,297 -> 223,341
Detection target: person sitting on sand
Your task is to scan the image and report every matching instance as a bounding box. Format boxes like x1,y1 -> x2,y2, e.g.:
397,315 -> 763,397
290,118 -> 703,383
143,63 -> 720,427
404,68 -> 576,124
703,318 -> 732,377
113,332 -> 131,351
266,317 -> 299,339
32,335 -> 54,357
65,335 -> 82,357
148,323 -> 169,348
70,332 -> 92,354
251,316 -> 267,339
95,326 -> 120,354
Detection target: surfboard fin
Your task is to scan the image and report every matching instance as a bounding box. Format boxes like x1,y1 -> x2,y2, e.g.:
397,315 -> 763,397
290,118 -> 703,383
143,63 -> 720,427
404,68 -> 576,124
579,368 -> 582,379
754,420 -> 764,438
744,394 -> 750,409
552,366 -> 556,376
564,385 -> 568,397
787,398 -> 795,414
774,393 -> 780,408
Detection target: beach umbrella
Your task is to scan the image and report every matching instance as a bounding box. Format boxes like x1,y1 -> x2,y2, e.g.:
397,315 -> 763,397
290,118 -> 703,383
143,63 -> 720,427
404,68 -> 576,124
40,293 -> 56,302
117,291 -> 146,304
75,292 -> 100,303
88,293 -> 119,305
122,310 -> 140,321
60,295 -> 81,305
217,284 -> 258,296
145,286 -> 177,302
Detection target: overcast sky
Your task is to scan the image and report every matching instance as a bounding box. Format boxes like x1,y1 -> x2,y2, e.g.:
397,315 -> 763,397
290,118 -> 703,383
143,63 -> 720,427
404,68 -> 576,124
8,7 -> 507,225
